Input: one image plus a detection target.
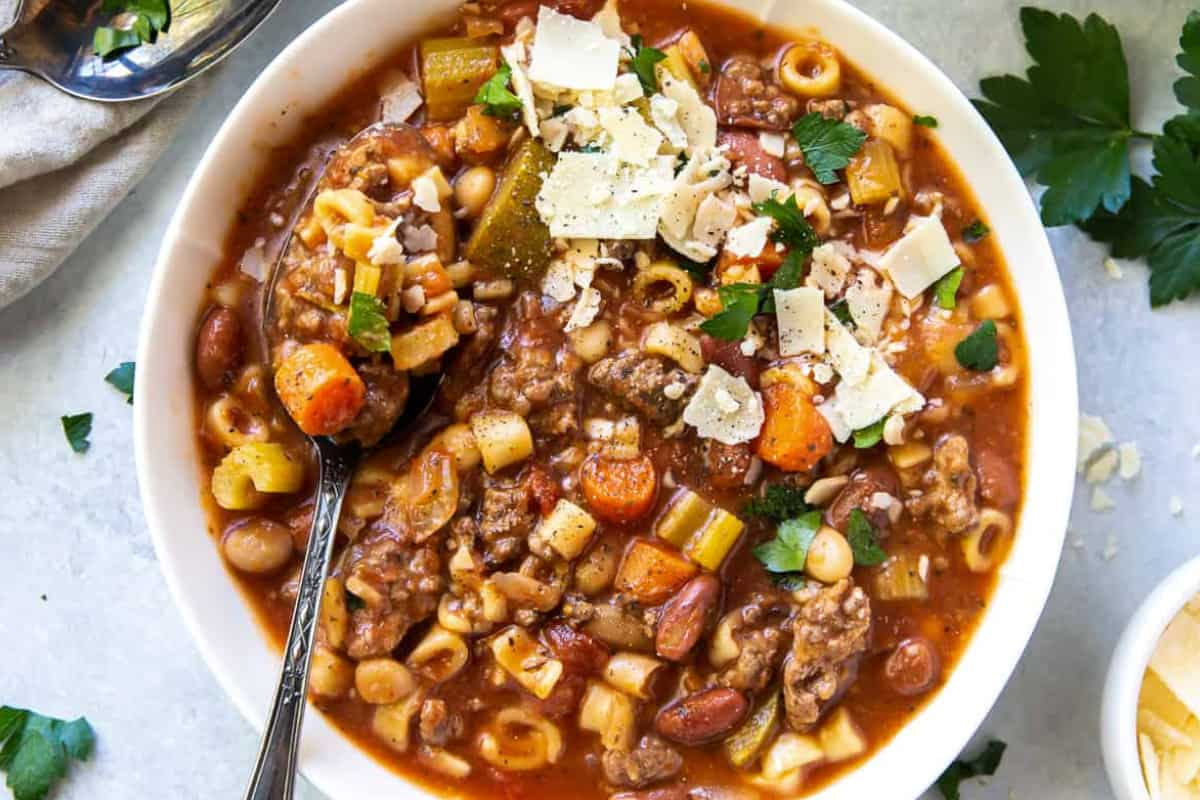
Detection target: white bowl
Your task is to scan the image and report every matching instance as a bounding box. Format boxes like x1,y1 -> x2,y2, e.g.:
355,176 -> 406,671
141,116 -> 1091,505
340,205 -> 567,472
133,0 -> 1078,797
1102,556 -> 1200,800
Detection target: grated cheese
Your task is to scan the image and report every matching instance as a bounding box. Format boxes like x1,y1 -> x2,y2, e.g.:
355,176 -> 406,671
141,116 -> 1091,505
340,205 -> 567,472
1086,448 -> 1120,484
758,131 -> 786,158
565,287 -> 603,332
536,152 -> 674,239
1118,442 -> 1142,480
1091,487 -> 1116,512
660,72 -> 717,153
774,287 -> 826,356
806,242 -> 852,298
682,365 -> 765,445
725,216 -> 772,258
1078,414 -> 1115,473
747,173 -> 791,205
824,311 -> 871,386
817,354 -> 924,442
528,6 -> 620,91
845,268 -> 893,344
649,95 -> 689,151
367,232 -> 405,266
598,105 -> 664,166
613,73 -> 643,104
658,148 -> 733,260
876,215 -> 959,299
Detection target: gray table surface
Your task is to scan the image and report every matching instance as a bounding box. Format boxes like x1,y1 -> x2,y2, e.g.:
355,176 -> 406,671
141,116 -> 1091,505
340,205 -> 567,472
2,0 -> 1198,797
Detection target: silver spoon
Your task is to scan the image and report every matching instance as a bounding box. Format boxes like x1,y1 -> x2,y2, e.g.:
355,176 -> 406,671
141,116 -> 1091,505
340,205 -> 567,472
0,0 -> 280,101
243,123 -> 447,800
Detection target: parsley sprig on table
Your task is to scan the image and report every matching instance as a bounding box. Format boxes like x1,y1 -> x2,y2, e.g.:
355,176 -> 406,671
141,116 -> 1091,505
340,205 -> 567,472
0,707 -> 95,800
975,7 -> 1200,306
936,739 -> 1007,800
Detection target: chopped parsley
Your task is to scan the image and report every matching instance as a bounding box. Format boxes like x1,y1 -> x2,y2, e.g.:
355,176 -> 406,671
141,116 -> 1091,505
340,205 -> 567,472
913,114 -> 939,128
94,0 -> 169,57
629,35 -> 667,95
852,418 -> 886,449
752,195 -> 820,255
962,220 -> 991,243
61,414 -> 93,454
933,266 -> 964,310
936,739 -> 1007,800
790,112 -> 867,185
752,511 -> 822,574
105,361 -> 135,404
474,63 -> 522,118
955,319 -> 999,371
829,298 -> 855,327
0,706 -> 95,800
745,484 -> 810,521
698,59 -> 711,75
847,509 -> 887,566
699,283 -> 763,341
678,256 -> 714,279
347,292 -> 393,353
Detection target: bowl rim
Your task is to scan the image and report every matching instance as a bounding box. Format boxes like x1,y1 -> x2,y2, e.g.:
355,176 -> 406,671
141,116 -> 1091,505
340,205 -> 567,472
133,0 -> 1078,798
1101,555 -> 1200,800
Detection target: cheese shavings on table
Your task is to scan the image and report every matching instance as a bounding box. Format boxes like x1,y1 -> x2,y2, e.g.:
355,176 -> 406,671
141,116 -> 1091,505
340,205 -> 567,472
1138,593 -> 1200,799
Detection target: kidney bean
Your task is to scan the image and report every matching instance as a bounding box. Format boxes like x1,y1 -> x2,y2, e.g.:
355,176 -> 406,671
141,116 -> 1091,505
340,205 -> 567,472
825,465 -> 900,533
533,672 -> 586,719
700,334 -> 760,388
883,637 -> 941,697
716,130 -> 787,182
611,787 -> 690,800
656,574 -> 721,662
654,687 -> 749,745
544,621 -> 610,674
195,305 -> 244,391
975,447 -> 1021,510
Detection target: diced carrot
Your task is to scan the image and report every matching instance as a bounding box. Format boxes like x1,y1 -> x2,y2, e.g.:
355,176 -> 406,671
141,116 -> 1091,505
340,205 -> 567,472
580,454 -> 658,524
614,539 -> 698,606
717,243 -> 785,282
756,381 -> 834,472
274,343 -> 366,437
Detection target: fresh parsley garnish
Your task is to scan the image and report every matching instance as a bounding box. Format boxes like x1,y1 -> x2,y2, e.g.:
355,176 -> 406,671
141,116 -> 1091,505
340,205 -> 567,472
790,112 -> 867,185
61,414 -> 93,454
847,509 -> 887,566
933,266 -> 964,310
745,484 -> 811,521
752,195 -> 820,255
347,292 -> 392,353
913,114 -> 939,128
105,361 -> 135,404
0,706 -> 95,800
852,419 -> 886,449
955,319 -> 999,371
962,220 -> 991,243
698,60 -> 711,75
699,283 -> 763,341
629,35 -> 667,95
474,63 -> 522,118
752,511 -> 822,574
936,740 -> 1007,800
94,0 -> 170,57
679,257 -> 714,279
829,298 -> 854,327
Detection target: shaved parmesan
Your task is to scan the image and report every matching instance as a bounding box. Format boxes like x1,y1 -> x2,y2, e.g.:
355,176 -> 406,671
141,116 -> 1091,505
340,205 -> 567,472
824,311 -> 871,386
565,287 -> 603,331
1078,414 -> 1115,472
1091,486 -> 1116,511
649,95 -> 687,151
380,71 -> 423,123
816,354 -> 924,440
683,365 -> 765,445
599,105 -> 663,165
758,131 -> 786,158
807,242 -> 852,298
845,268 -> 893,344
774,287 -> 825,356
660,72 -> 717,153
368,232 -> 405,265
747,173 -> 791,205
613,73 -> 643,104
528,6 -> 620,91
537,152 -> 674,239
658,148 -> 733,260
500,42 -> 540,136
540,117 -> 570,151
877,215 -> 959,299
1120,442 -> 1142,480
412,174 -> 441,212
693,195 -> 738,249
725,217 -> 772,258
1086,448 -> 1119,484
590,0 -> 630,48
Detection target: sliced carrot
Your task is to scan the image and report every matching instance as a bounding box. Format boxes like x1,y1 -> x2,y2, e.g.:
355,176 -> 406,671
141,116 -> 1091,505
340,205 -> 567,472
615,539 -> 698,606
756,381 -> 834,472
274,343 -> 366,437
580,453 -> 658,524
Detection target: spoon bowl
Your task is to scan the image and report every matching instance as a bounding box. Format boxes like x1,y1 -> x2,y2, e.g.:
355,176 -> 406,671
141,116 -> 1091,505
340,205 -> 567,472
0,0 -> 280,101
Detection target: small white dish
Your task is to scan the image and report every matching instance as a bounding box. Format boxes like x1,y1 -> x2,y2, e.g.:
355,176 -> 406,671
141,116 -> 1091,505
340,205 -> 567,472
133,0 -> 1079,798
1102,555 -> 1200,800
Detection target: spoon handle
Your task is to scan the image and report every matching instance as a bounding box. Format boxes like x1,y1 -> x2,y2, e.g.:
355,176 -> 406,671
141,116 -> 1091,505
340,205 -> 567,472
242,438 -> 360,800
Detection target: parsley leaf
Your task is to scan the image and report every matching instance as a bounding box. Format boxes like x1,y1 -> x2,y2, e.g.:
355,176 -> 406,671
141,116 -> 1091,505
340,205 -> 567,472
93,26 -> 143,56
698,60 -> 711,75
913,114 -> 939,128
105,361 -> 135,404
962,220 -> 991,243
753,195 -> 820,255
935,740 -> 1007,800
1174,11 -> 1200,112
760,250 -> 808,313
474,64 -> 522,118
0,707 -> 95,800
933,266 -> 964,310
60,414 -> 93,454
347,292 -> 393,353
852,418 -> 886,449
629,35 -> 667,95
790,112 -> 867,185
752,511 -> 822,573
679,257 -> 714,280
847,509 -> 886,566
699,283 -> 763,341
94,0 -> 169,57
955,320 -> 999,371
829,299 -> 854,327
745,484 -> 810,521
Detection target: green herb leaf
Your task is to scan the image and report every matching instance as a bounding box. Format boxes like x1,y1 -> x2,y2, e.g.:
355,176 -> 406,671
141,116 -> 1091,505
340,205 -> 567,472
105,361 -> 135,404
347,292 -> 393,353
698,60 -> 711,75
753,195 -> 820,255
955,319 -> 999,371
474,63 -> 522,118
829,299 -> 854,328
852,418 -> 886,449
936,740 -> 1007,800
1174,12 -> 1200,112
0,707 -> 95,800
913,114 -> 939,128
753,511 -> 822,574
125,0 -> 169,33
629,35 -> 667,95
772,573 -> 806,591
972,8 -> 1134,226
679,257 -> 715,280
790,112 -> 867,184
847,509 -> 886,566
962,220 -> 991,243
745,484 -> 811,521
760,251 -> 807,313
93,25 -> 143,57
933,266 -> 964,310
60,414 -> 93,454
699,283 -> 763,341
